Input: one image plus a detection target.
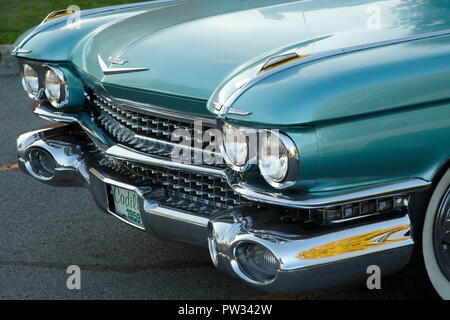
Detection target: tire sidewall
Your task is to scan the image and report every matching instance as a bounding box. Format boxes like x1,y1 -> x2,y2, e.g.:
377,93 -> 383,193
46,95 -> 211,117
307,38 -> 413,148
422,169 -> 450,300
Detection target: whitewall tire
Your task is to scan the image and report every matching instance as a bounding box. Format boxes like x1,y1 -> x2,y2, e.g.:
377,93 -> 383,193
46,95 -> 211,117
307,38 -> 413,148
422,168 -> 450,299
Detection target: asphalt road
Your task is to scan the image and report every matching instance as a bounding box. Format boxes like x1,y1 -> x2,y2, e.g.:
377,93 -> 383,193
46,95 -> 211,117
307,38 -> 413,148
0,66 -> 409,300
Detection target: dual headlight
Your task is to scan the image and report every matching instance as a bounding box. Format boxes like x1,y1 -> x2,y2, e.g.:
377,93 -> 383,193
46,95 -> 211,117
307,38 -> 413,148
21,64 -> 69,108
222,123 -> 298,189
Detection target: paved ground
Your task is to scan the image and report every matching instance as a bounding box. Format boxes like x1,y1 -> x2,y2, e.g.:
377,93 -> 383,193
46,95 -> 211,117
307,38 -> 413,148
0,66 -> 411,300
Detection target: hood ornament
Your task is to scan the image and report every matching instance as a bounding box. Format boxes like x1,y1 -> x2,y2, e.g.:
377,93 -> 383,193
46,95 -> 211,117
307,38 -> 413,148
98,55 -> 149,75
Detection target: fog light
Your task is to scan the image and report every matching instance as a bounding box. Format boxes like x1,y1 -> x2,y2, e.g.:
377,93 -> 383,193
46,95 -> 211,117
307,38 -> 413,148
28,148 -> 56,179
235,243 -> 278,283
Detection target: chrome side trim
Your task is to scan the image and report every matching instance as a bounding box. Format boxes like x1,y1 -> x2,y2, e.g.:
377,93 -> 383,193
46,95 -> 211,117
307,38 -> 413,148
232,178 -> 431,209
217,28 -> 450,116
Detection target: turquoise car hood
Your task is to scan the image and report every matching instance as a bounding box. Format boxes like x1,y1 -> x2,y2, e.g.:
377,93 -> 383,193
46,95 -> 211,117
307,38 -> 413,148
16,0 -> 450,101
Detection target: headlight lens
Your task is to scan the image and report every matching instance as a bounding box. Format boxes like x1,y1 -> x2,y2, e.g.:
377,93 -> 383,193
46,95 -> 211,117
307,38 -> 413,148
222,123 -> 248,169
259,130 -> 297,187
44,67 -> 67,108
21,64 -> 40,99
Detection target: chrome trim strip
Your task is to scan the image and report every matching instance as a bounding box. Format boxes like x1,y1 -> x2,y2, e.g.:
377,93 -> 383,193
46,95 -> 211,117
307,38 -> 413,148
146,207 -> 209,227
12,48 -> 32,55
227,108 -> 252,116
217,28 -> 450,116
232,178 -> 431,209
105,144 -> 226,177
103,95 -> 216,124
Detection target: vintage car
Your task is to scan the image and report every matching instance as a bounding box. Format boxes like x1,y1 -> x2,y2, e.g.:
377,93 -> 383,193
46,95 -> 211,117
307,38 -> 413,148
12,0 -> 450,298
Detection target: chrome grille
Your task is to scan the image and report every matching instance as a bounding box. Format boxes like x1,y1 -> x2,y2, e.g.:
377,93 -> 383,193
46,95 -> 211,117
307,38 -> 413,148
101,156 -> 246,215
90,93 -> 225,167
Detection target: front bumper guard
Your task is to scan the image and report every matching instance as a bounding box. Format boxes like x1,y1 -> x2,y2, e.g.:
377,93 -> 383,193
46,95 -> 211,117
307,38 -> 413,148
17,124 -> 414,294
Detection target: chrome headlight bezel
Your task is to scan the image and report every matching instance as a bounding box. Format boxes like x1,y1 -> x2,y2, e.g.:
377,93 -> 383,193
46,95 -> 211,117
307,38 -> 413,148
44,66 -> 69,108
219,120 -> 299,189
21,64 -> 42,99
220,122 -> 253,172
258,130 -> 299,189
18,60 -> 84,109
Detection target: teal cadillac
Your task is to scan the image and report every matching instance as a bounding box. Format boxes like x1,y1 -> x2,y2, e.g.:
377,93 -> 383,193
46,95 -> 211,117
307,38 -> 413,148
12,0 -> 450,298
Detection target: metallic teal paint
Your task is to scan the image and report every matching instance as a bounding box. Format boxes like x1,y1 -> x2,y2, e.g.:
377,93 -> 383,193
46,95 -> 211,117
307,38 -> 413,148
13,0 -> 450,194
15,0 -> 450,101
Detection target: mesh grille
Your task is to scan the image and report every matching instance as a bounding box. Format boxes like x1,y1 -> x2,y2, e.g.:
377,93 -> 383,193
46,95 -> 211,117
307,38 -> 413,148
101,156 -> 246,215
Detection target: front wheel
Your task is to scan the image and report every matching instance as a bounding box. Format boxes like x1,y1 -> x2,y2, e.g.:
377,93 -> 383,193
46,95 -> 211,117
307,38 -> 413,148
422,168 -> 450,299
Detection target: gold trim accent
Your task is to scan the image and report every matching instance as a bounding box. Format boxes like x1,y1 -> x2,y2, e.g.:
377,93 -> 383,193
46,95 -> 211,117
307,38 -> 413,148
42,10 -> 75,24
258,55 -> 311,74
297,224 -> 410,260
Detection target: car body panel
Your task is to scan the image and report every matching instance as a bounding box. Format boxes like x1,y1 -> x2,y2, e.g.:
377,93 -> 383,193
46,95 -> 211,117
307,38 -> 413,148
13,0 -> 450,295
15,0 -> 450,103
13,0 -> 450,194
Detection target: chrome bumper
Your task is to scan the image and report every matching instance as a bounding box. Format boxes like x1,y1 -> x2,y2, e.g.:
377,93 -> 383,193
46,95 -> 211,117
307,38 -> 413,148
17,124 -> 414,294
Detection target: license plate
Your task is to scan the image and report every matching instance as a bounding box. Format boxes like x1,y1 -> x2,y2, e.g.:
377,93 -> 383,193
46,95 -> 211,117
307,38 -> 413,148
110,185 -> 144,229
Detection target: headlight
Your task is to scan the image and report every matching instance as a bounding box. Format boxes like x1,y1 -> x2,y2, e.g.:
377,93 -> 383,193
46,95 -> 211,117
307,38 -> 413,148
44,67 -> 68,108
259,130 -> 298,189
222,123 -> 249,171
21,64 -> 40,99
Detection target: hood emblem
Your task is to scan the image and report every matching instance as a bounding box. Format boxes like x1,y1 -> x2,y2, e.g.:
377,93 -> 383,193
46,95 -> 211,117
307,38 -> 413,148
108,56 -> 128,65
98,55 -> 149,75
